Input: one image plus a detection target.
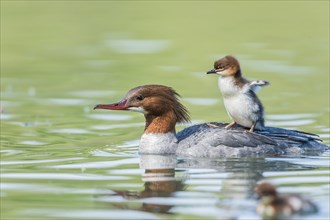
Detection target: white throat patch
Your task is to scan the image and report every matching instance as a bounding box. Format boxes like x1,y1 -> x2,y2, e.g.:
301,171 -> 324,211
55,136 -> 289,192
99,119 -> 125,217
128,106 -> 147,114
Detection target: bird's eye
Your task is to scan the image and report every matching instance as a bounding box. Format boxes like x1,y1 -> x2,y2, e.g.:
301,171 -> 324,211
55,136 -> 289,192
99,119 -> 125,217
219,65 -> 227,69
136,95 -> 144,101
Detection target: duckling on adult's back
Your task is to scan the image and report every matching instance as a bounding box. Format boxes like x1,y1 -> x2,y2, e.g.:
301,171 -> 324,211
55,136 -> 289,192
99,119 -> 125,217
207,55 -> 270,132
94,85 -> 328,158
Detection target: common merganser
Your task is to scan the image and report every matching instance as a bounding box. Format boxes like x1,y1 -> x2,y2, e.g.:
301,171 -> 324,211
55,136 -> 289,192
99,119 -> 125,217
94,85 -> 328,158
207,55 -> 269,132
255,182 -> 318,218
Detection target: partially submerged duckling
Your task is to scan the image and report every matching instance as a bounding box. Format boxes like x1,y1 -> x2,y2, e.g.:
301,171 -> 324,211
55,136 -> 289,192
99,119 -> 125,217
255,182 -> 318,219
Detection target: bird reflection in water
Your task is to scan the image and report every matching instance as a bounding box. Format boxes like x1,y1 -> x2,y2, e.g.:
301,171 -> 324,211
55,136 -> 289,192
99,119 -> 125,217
94,155 -> 321,218
103,168 -> 184,214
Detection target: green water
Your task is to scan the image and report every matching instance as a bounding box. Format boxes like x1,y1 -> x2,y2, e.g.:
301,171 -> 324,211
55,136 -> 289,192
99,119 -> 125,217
1,2 -> 329,220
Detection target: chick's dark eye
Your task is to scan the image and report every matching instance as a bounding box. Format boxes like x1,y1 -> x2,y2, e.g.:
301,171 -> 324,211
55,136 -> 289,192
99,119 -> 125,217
136,95 -> 144,101
219,65 -> 227,69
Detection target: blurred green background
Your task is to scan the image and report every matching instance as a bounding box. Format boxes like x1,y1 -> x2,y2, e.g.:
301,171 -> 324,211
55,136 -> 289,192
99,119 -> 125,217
2,0 -> 329,146
2,1 -> 329,120
1,1 -> 330,149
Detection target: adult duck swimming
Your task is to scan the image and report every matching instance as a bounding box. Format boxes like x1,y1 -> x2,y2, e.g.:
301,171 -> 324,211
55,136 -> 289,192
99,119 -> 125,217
94,85 -> 328,158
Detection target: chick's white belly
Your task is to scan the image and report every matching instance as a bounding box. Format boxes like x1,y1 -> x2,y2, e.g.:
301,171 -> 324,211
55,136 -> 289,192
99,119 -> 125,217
223,95 -> 259,127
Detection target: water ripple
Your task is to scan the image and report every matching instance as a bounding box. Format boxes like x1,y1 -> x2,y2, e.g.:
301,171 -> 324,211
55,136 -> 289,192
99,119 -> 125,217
90,122 -> 143,130
2,183 -> 114,194
19,140 -> 47,146
266,157 -> 330,167
269,176 -> 329,185
21,209 -> 160,220
1,173 -> 129,181
0,113 -> 16,120
48,157 -> 139,169
0,158 -> 83,165
0,149 -> 23,156
140,196 -> 218,206
264,170 -> 329,177
50,128 -> 91,134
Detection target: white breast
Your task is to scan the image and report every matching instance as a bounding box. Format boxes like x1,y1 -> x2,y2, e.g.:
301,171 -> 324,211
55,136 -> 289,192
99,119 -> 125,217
139,132 -> 178,154
218,77 -> 259,128
218,77 -> 241,98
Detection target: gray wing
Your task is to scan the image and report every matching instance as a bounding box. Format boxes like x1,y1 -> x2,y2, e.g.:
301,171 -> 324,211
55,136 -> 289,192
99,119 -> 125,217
177,122 -> 328,152
177,123 -> 276,148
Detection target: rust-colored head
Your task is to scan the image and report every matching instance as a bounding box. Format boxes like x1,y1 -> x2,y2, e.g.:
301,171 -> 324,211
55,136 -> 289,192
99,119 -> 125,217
94,85 -> 190,124
206,55 -> 241,77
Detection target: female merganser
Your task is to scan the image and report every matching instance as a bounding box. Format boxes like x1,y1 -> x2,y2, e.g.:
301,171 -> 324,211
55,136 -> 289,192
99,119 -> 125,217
94,85 -> 328,158
207,55 -> 269,132
255,182 -> 318,218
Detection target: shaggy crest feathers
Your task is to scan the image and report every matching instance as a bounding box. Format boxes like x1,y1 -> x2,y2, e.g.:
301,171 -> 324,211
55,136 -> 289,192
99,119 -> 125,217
167,87 -> 191,124
129,85 -> 190,124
